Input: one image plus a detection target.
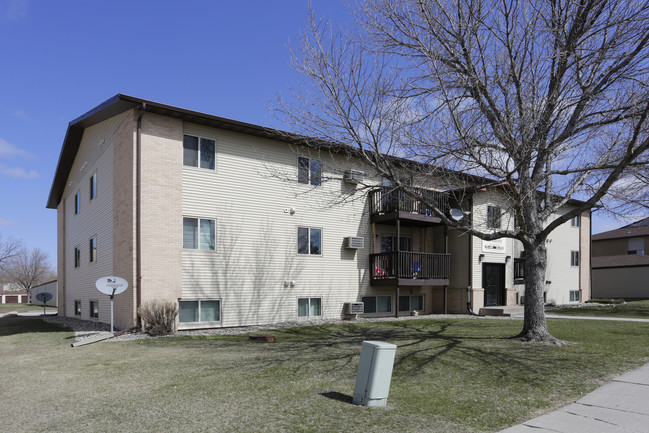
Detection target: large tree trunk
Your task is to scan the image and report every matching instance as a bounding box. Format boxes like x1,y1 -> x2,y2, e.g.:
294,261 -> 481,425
516,239 -> 563,344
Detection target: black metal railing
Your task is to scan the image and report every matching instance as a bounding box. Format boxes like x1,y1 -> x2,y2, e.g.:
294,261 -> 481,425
370,252 -> 450,280
369,187 -> 449,216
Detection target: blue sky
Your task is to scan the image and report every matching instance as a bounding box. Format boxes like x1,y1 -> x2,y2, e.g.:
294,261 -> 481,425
0,0 -> 634,269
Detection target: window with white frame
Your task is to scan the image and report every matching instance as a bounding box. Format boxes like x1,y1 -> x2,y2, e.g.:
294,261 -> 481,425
628,237 -> 645,255
487,206 -> 501,229
297,156 -> 322,186
179,299 -> 220,323
297,227 -> 322,255
362,296 -> 392,314
183,217 -> 215,250
89,236 -> 97,263
569,290 -> 580,302
570,250 -> 580,267
74,192 -> 80,214
90,172 -> 97,200
570,215 -> 579,227
74,245 -> 81,268
89,300 -> 99,318
399,295 -> 424,312
183,134 -> 215,170
298,298 -> 321,317
74,300 -> 81,316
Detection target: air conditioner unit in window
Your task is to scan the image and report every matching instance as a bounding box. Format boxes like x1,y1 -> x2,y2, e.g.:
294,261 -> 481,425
343,169 -> 365,184
344,302 -> 364,315
344,236 -> 365,249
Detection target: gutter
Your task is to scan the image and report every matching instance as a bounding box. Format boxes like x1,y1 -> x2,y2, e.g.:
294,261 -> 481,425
136,104 -> 146,323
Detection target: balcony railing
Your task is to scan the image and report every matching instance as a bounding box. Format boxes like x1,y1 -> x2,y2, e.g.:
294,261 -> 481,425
369,187 -> 449,216
371,252 -> 451,281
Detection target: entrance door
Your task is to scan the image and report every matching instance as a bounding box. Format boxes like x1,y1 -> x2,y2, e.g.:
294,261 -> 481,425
483,263 -> 505,306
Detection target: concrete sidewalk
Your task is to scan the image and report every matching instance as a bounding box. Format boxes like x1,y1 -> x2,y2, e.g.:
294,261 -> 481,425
500,362 -> 649,432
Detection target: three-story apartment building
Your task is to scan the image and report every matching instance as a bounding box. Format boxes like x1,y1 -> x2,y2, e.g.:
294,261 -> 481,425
47,95 -> 591,330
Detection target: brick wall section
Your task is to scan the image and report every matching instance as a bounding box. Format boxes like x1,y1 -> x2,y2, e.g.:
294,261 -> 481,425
57,200 -> 66,316
580,210 -> 592,301
139,113 -> 183,305
112,110 -> 138,329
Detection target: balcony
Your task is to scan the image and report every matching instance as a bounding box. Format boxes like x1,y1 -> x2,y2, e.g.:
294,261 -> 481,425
369,187 -> 449,225
370,251 -> 451,286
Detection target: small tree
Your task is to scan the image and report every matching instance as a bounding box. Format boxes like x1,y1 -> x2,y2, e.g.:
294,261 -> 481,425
1,248 -> 51,298
276,0 -> 649,344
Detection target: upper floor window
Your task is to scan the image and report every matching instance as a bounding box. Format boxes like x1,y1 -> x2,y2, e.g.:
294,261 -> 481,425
298,227 -> 322,255
570,250 -> 579,267
74,245 -> 81,268
74,192 -> 80,214
570,215 -> 580,227
514,258 -> 525,280
628,237 -> 645,255
183,217 -> 215,250
183,135 -> 215,170
90,172 -> 97,200
298,156 -> 321,186
487,206 -> 501,229
89,236 -> 97,263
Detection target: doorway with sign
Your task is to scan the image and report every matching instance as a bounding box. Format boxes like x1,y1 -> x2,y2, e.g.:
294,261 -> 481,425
483,263 -> 505,306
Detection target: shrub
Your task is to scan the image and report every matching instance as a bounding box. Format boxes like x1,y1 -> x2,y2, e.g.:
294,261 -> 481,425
586,298 -> 626,305
138,300 -> 178,336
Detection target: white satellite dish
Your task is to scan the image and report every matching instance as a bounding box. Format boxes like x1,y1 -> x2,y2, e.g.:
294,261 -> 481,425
95,276 -> 128,296
450,208 -> 464,221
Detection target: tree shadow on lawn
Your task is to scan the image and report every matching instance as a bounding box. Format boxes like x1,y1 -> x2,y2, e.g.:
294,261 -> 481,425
0,316 -> 68,337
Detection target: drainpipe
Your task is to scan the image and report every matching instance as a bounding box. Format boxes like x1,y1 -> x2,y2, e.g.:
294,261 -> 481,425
136,104 -> 146,324
466,286 -> 483,316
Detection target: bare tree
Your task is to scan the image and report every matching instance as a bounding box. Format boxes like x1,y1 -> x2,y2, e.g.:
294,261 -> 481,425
276,0 -> 649,343
0,234 -> 22,267
1,248 -> 52,298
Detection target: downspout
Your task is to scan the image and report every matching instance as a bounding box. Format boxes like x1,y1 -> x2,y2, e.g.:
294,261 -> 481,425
466,196 -> 482,316
136,104 -> 146,324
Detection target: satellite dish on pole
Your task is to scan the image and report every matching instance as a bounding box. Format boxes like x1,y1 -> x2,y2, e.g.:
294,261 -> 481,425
95,276 -> 129,332
35,292 -> 53,315
450,208 -> 465,221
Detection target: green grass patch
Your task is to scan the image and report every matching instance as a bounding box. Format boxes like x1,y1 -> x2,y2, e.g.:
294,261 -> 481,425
549,299 -> 649,319
0,303 -> 57,314
1,316 -> 649,432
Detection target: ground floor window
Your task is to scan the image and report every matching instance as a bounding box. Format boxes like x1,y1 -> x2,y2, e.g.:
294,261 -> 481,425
179,299 -> 220,323
89,300 -> 99,318
569,290 -> 580,302
74,300 -> 81,316
399,295 -> 424,312
298,297 -> 321,317
362,296 -> 392,314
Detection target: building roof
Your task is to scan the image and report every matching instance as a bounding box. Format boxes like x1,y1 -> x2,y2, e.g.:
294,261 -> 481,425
592,254 -> 649,269
592,225 -> 649,241
623,217 -> 649,228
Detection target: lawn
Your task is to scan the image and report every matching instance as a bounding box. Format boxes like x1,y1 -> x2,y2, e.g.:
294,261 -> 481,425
0,303 -> 57,314
548,299 -> 649,319
1,316 -> 649,433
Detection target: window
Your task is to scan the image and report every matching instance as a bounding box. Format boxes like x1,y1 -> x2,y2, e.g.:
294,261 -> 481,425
89,236 -> 97,263
179,300 -> 220,323
570,215 -> 579,227
628,237 -> 645,255
380,235 -> 411,252
183,217 -> 215,250
74,192 -> 80,214
89,300 -> 99,318
362,296 -> 392,314
399,295 -> 424,312
74,246 -> 81,268
183,134 -> 215,170
487,206 -> 501,229
298,298 -> 321,317
297,227 -> 322,255
74,300 -> 81,316
570,250 -> 579,267
297,156 -> 322,186
514,258 -> 525,280
569,290 -> 580,302
90,172 -> 97,200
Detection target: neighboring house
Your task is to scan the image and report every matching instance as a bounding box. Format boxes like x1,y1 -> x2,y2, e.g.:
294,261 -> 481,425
591,218 -> 649,299
31,280 -> 58,307
46,95 -> 591,330
1,283 -> 28,304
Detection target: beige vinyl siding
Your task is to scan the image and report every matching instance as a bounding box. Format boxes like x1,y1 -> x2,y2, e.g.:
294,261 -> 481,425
61,112 -> 128,322
544,206 -> 581,304
181,123 -> 373,327
448,228 -> 470,289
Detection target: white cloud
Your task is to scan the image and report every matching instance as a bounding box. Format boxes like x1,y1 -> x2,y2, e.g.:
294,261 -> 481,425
0,137 -> 32,158
0,162 -> 38,179
0,217 -> 17,227
2,0 -> 27,21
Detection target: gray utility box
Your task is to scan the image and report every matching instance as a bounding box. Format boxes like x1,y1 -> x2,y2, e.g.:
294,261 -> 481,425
353,341 -> 397,407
